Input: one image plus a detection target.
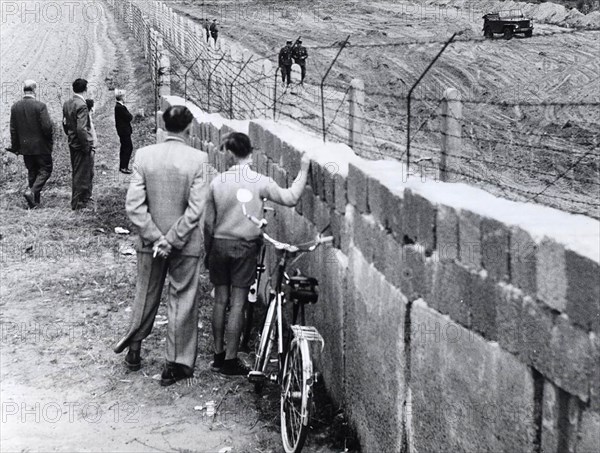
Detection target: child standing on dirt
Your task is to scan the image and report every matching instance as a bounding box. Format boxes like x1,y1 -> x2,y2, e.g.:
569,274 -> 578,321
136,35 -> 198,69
203,132 -> 310,376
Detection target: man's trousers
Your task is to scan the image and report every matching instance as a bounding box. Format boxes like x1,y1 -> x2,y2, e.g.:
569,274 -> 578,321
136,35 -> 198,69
23,154 -> 53,203
119,134 -> 133,170
69,146 -> 93,210
118,252 -> 201,370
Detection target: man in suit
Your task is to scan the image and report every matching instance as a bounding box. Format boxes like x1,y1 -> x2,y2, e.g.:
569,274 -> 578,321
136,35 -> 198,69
115,90 -> 134,174
114,105 -> 210,387
9,80 -> 54,208
63,78 -> 93,210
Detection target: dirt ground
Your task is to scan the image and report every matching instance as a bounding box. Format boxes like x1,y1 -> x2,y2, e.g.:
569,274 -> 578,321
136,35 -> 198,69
0,2 -> 353,452
172,0 -> 599,218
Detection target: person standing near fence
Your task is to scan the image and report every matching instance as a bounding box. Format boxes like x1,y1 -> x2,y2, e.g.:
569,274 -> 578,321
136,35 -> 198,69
115,90 -> 134,174
292,39 -> 308,84
203,132 -> 310,376
85,99 -> 97,190
278,40 -> 293,87
203,18 -> 210,43
9,80 -> 54,209
209,19 -> 219,45
63,78 -> 94,210
113,105 -> 210,387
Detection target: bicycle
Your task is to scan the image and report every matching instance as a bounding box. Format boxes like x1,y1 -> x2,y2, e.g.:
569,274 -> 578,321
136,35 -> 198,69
240,200 -> 273,353
236,188 -> 333,453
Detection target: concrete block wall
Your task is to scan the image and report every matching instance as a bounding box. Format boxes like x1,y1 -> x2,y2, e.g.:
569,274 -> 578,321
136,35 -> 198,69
159,95 -> 600,453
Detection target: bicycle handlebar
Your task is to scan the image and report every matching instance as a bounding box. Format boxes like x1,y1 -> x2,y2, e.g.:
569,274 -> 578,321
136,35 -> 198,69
242,202 -> 332,252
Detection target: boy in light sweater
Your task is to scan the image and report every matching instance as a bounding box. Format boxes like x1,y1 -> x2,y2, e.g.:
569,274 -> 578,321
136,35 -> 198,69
204,132 -> 310,375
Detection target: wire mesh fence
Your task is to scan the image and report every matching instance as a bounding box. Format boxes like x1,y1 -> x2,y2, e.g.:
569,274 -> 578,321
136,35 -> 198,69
106,0 -> 600,219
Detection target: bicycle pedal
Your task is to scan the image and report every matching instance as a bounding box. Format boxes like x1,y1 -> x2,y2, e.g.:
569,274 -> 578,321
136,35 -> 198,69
248,371 -> 265,383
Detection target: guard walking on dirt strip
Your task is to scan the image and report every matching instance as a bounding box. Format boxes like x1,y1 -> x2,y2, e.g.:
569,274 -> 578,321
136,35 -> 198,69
9,80 -> 54,209
292,39 -> 308,83
113,106 -> 210,387
115,90 -> 134,174
210,19 -> 219,45
62,78 -> 94,211
278,40 -> 294,86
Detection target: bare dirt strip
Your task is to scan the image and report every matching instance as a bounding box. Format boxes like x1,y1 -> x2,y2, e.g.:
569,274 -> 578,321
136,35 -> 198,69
0,2 -> 351,452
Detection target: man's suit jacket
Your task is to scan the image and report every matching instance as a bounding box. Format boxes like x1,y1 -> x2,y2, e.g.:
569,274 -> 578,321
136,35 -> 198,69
115,102 -> 133,137
62,96 -> 92,151
10,96 -> 54,155
126,137 -> 210,257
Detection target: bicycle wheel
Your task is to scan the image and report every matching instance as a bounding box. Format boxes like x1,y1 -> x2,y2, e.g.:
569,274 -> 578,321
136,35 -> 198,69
280,339 -> 311,453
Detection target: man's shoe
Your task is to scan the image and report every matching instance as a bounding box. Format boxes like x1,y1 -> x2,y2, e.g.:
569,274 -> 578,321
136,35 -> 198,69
210,351 -> 226,371
23,190 -> 36,209
160,362 -> 193,387
119,168 -> 133,175
218,358 -> 250,377
125,349 -> 141,371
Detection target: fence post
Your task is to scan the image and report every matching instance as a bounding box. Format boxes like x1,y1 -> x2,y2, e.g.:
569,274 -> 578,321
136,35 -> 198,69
348,78 -> 365,151
439,87 -> 462,182
157,36 -> 171,98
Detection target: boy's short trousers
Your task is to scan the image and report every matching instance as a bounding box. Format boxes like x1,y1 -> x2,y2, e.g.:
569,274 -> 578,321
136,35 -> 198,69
208,238 -> 261,288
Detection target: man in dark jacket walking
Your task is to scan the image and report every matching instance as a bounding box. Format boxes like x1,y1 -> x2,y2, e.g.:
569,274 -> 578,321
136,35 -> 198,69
63,78 -> 94,210
278,40 -> 293,87
115,90 -> 134,174
10,80 -> 54,208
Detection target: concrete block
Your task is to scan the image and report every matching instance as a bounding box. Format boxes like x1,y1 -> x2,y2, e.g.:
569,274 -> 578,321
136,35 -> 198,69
347,163 -> 368,214
248,121 -> 263,151
591,335 -> 600,412
263,128 -> 275,161
510,227 -> 537,297
429,261 -> 471,328
437,204 -> 459,263
541,380 -> 582,453
367,174 -> 387,229
307,249 -> 347,405
346,246 -> 406,452
313,196 -> 331,231
401,245 -> 427,302
275,164 -> 287,189
281,141 -> 301,179
536,238 -> 567,312
411,300 -> 536,453
380,233 -> 403,289
322,164 -> 336,209
481,218 -> 509,282
271,134 -> 282,165
458,209 -> 482,270
387,188 -> 404,242
329,208 -> 344,250
352,212 -> 378,264
520,297 -> 554,374
402,189 -> 436,254
310,161 -> 324,200
210,123 -> 221,145
497,284 -> 523,355
299,186 -> 315,224
550,315 -> 593,401
334,173 -> 347,214
341,205 -> 355,256
565,251 -> 600,333
467,272 -> 499,341
576,409 -> 600,453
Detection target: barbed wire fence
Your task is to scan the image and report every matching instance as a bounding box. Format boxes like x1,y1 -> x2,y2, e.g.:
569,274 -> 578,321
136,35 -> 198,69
106,0 -> 600,219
